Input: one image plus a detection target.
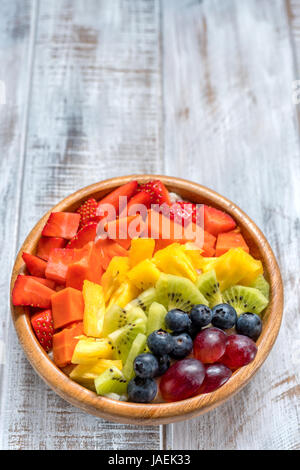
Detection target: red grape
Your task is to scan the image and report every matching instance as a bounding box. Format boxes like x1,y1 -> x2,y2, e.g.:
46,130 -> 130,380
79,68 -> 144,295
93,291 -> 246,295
193,327 -> 227,364
220,334 -> 257,369
160,358 -> 205,402
199,364 -> 232,393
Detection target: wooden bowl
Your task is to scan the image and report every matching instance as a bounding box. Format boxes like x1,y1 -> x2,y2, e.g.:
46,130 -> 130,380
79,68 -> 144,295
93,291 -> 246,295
10,175 -> 283,425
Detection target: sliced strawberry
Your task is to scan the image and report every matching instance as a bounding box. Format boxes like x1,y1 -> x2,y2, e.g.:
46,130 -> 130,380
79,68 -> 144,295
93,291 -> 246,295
31,309 -> 54,352
122,190 -> 151,217
137,180 -> 171,206
97,180 -> 138,219
203,205 -> 236,236
22,252 -> 47,277
76,198 -> 100,229
12,275 -> 55,308
215,231 -> 249,257
37,236 -> 66,261
28,276 -> 56,290
67,221 -> 98,249
42,212 -> 80,239
95,238 -> 128,270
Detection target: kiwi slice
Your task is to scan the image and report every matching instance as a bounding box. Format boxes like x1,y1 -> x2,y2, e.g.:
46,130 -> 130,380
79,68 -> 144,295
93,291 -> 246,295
125,287 -> 157,314
156,273 -> 208,312
108,318 -> 147,362
147,302 -> 167,335
94,366 -> 128,396
250,274 -> 270,300
222,285 -> 268,316
122,333 -> 147,380
102,305 -> 128,337
196,270 -> 222,307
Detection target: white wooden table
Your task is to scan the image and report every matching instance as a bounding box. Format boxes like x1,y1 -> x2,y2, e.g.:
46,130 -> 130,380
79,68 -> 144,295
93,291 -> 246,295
0,0 -> 299,450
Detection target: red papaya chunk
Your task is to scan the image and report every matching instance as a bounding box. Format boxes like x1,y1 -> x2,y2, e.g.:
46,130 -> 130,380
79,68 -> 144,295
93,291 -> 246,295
104,215 -> 144,250
66,243 -> 103,291
51,287 -> 84,329
95,238 -> 128,270
12,275 -> 55,308
37,236 -> 66,260
42,212 -> 80,239
22,252 -> 47,277
215,231 -> 249,257
53,322 -> 83,367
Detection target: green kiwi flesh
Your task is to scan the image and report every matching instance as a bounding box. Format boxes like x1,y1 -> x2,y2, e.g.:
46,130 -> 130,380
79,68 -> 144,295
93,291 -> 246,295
146,302 -> 167,335
196,269 -> 222,307
250,274 -> 270,300
156,273 -> 208,312
122,333 -> 147,380
94,366 -> 128,396
124,287 -> 157,314
222,285 -> 268,315
108,318 -> 147,362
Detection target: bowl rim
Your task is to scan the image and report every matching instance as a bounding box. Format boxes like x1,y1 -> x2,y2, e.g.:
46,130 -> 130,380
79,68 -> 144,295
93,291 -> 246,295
10,174 -> 284,425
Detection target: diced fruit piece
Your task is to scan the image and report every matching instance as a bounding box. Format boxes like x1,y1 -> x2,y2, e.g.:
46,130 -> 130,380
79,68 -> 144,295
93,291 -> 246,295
196,270 -> 222,308
169,201 -> 195,226
72,337 -> 114,364
124,191 -> 151,216
107,281 -> 140,309
42,212 -> 80,239
45,247 -> 79,284
153,243 -> 197,282
12,275 -> 55,308
160,358 -> 205,402
128,376 -> 157,403
193,327 -> 227,364
97,181 -> 138,218
137,180 -> 171,205
31,309 -> 54,352
143,210 -> 188,250
199,248 -> 263,291
53,322 -> 83,367
199,364 -> 232,393
66,242 -> 103,291
76,198 -> 99,229
37,236 -> 66,261
101,256 -> 130,303
124,287 -> 157,313
67,222 -> 97,249
170,332 -> 193,359
101,305 -> 128,337
70,359 -> 122,391
216,231 -> 249,257
122,333 -> 147,380
236,313 -> 262,341
203,205 -> 236,236
181,242 -> 204,269
94,366 -> 128,396
156,273 -> 208,312
51,287 -> 84,329
105,215 -> 144,250
127,259 -> 161,290
133,352 -> 159,379
82,280 -> 106,337
190,304 -> 212,328
108,318 -> 146,362
129,238 -> 155,267
220,334 -> 258,369
211,304 -> 237,329
147,302 -> 167,335
22,252 -> 47,278
165,309 -> 191,334
222,285 -> 268,316
147,329 -> 174,356
190,224 -> 216,257
27,276 -> 56,290
95,238 -> 128,271
250,274 -> 270,300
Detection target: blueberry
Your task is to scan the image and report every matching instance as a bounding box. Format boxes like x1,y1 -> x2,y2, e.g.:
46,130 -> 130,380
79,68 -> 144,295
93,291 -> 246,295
190,304 -> 212,328
236,313 -> 262,341
188,322 -> 201,339
127,377 -> 157,403
165,309 -> 191,333
170,332 -> 193,359
147,329 -> 174,355
134,353 -> 159,378
211,304 -> 237,329
155,354 -> 171,376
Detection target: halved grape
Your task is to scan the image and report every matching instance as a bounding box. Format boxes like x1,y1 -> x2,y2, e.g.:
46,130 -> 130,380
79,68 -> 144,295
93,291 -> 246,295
159,358 -> 205,402
193,327 -> 227,364
220,334 -> 257,369
199,364 -> 232,393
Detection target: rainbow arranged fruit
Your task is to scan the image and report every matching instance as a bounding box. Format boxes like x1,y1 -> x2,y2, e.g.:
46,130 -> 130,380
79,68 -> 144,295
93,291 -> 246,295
12,179 -> 270,403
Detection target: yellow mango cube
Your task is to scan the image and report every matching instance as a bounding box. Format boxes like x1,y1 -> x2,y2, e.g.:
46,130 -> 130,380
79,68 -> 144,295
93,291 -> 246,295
107,281 -> 140,309
127,259 -> 161,290
101,256 -> 130,303
71,337 -> 114,364
83,280 -> 106,337
153,243 -> 197,282
129,238 -> 155,267
70,359 -> 122,390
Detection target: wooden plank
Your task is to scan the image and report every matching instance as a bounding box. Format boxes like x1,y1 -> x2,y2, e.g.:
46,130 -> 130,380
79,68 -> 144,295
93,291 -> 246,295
1,0 -> 162,450
0,0 -> 36,450
162,0 -> 300,450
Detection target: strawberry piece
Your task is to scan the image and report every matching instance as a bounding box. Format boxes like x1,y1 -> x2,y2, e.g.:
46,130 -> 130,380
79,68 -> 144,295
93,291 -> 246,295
76,198 -> 100,229
169,201 -> 195,226
67,221 -> 98,249
121,190 -> 151,217
215,231 -> 249,257
31,309 -> 54,352
203,205 -> 236,237
12,275 -> 55,308
37,236 -> 66,261
22,252 -> 47,277
42,212 -> 80,239
189,224 -> 216,257
137,180 -> 171,206
95,238 -> 128,270
28,276 -> 56,290
97,180 -> 138,219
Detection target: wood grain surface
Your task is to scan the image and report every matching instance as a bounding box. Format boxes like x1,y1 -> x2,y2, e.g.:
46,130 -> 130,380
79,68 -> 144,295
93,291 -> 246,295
0,0 -> 299,450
